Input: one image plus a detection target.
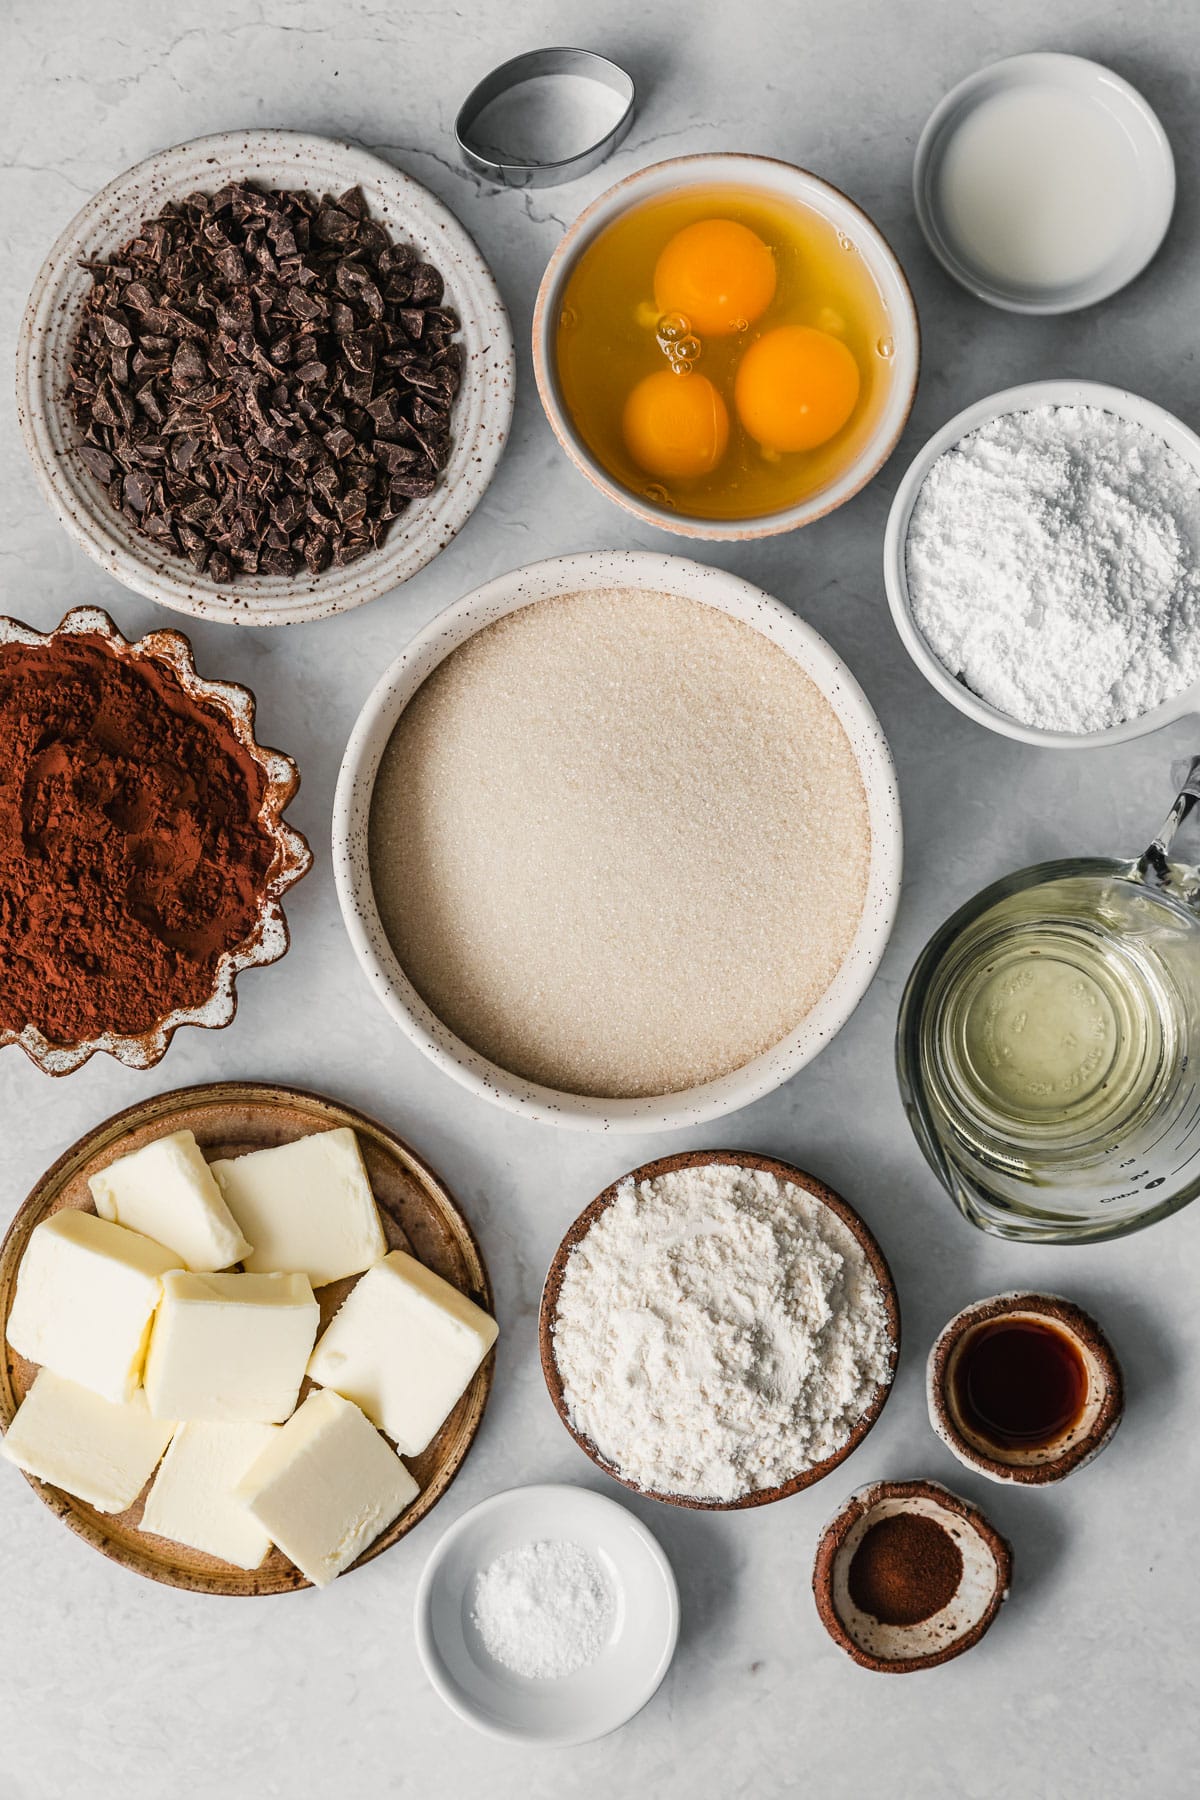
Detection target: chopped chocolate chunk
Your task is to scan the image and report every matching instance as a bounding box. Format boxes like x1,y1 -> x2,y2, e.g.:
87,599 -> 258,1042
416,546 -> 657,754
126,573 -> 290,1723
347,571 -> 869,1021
65,181 -> 461,583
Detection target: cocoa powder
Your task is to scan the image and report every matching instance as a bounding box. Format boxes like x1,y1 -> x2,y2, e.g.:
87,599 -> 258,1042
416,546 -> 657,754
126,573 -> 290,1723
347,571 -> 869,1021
847,1511 -> 963,1626
0,633 -> 276,1044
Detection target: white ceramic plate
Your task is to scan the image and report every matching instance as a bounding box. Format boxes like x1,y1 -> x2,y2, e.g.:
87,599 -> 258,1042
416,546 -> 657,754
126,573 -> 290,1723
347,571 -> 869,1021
414,1484 -> 679,1746
883,379 -> 1200,748
333,550 -> 903,1131
532,153 -> 920,540
16,130 -> 514,627
913,53 -> 1175,315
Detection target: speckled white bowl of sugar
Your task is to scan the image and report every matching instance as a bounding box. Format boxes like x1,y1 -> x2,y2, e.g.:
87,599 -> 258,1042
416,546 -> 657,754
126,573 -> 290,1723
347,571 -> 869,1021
334,552 -> 901,1130
885,380 -> 1200,747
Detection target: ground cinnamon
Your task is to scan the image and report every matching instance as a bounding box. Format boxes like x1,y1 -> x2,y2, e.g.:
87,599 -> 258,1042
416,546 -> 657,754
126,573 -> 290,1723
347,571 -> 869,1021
0,632 -> 276,1045
847,1511 -> 963,1626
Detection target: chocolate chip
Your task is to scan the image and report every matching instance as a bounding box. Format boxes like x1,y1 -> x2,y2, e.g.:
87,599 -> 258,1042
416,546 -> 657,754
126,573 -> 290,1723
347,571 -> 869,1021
76,444 -> 115,483
410,264 -> 444,305
314,204 -> 355,245
66,181 -> 461,582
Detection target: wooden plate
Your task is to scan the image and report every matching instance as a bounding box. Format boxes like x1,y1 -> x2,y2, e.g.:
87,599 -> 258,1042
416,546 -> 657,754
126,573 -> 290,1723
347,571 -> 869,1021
0,1081 -> 495,1594
539,1150 -> 899,1510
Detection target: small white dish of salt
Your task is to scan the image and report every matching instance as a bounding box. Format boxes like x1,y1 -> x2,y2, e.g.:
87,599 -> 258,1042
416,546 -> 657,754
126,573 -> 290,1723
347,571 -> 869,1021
414,1483 -> 678,1745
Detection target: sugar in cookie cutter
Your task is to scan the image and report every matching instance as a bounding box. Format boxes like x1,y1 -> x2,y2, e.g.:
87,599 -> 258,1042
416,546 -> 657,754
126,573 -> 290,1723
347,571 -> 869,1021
455,48 -> 636,188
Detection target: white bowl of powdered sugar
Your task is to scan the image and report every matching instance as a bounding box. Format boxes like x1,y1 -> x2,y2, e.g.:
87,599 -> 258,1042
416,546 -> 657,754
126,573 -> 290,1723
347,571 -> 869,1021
885,380 -> 1200,746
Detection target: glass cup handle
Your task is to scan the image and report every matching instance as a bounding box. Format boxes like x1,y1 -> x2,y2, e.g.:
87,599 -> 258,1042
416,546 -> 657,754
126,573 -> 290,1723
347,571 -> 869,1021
1138,755 -> 1200,896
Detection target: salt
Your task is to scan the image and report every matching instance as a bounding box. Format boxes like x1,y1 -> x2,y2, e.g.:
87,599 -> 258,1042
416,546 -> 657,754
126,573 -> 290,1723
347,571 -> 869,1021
472,1540 -> 615,1680
905,403 -> 1200,733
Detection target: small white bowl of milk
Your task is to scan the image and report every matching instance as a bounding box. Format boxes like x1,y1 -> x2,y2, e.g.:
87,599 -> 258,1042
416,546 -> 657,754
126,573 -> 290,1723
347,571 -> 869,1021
914,53 -> 1174,314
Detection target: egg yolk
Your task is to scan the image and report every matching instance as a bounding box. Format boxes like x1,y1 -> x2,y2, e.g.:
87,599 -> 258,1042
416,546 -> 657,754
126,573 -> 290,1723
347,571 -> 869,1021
653,219 -> 777,337
735,325 -> 861,453
623,370 -> 730,480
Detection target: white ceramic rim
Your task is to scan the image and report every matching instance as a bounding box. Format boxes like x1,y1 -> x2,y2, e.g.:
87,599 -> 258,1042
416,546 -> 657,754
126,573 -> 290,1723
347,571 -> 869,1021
333,550 -> 903,1131
883,378 -> 1200,748
412,1482 -> 679,1747
913,52 -> 1176,316
15,129 -> 515,627
531,152 -> 920,540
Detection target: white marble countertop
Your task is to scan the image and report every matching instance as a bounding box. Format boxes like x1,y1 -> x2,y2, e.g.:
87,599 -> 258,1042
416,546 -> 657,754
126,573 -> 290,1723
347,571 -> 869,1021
2,2 -> 1197,1795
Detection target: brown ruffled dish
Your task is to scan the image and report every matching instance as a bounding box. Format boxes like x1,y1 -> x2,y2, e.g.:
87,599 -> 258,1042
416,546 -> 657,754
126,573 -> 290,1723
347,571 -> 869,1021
927,1292 -> 1124,1486
0,607 -> 311,1074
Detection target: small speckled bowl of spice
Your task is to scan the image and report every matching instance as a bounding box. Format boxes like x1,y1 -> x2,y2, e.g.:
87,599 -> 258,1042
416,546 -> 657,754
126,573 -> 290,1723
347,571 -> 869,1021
0,607 -> 311,1074
927,1292 -> 1124,1485
813,1478 -> 1011,1672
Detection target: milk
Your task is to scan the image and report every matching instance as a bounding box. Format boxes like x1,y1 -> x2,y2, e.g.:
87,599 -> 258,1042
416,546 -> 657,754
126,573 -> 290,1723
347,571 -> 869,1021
937,85 -> 1138,290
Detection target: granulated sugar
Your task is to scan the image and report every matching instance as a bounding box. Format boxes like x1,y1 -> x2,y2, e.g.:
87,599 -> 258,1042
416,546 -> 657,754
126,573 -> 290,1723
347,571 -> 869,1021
551,1163 -> 894,1502
906,403 -> 1200,732
472,1540 -> 614,1679
369,588 -> 870,1098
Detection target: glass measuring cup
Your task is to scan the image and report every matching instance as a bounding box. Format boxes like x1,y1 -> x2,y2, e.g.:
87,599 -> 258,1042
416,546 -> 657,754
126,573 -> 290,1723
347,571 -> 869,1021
898,758 -> 1200,1242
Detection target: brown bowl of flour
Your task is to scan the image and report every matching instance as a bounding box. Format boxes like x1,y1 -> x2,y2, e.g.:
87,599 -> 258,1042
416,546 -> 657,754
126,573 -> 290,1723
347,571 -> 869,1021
332,550 -> 902,1130
539,1150 -> 900,1508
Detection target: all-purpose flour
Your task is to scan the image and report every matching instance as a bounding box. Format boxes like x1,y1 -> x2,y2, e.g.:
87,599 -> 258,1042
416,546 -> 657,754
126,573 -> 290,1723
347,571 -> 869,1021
905,404 -> 1200,732
552,1164 -> 893,1503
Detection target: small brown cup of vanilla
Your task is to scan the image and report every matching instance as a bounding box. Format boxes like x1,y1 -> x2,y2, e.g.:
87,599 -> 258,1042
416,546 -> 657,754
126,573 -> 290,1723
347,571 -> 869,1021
927,1292 -> 1124,1486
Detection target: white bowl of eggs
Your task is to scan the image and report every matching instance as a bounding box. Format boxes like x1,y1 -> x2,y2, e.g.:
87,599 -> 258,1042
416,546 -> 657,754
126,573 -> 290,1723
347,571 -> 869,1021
532,153 -> 920,539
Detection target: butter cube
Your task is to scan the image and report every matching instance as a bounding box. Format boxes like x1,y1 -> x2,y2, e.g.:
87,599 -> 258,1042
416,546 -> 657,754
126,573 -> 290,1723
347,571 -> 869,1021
2,1370 -> 174,1513
235,1388 -> 418,1587
143,1271 -> 319,1423
308,1250 -> 498,1455
89,1129 -> 251,1272
210,1128 -> 387,1287
6,1211 -> 178,1404
141,1421 -> 278,1569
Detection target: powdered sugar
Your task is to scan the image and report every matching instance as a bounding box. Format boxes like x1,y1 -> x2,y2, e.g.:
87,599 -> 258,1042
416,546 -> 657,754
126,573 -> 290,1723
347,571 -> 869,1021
551,1164 -> 894,1503
905,403 -> 1200,732
472,1540 -> 614,1679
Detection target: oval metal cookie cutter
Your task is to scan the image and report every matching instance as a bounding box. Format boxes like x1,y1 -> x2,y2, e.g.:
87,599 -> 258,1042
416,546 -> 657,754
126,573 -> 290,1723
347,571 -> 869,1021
455,48 -> 636,188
